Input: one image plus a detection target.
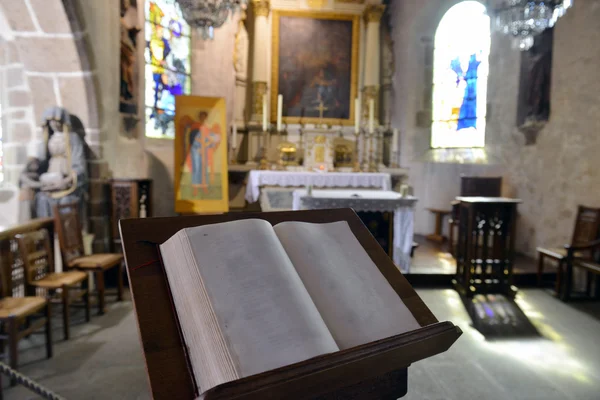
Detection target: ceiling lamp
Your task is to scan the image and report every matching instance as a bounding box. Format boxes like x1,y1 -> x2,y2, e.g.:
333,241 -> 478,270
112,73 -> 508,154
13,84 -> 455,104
492,0 -> 573,50
177,0 -> 247,40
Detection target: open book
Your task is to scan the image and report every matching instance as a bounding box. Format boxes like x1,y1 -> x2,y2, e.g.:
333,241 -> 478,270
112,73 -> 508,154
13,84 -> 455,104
160,219 -> 422,394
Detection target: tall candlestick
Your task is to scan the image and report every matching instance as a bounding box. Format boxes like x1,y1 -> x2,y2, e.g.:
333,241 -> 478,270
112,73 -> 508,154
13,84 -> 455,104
230,122 -> 238,164
232,122 -> 238,147
354,97 -> 360,134
368,99 -> 374,134
276,94 -> 283,131
262,94 -> 267,131
392,128 -> 398,152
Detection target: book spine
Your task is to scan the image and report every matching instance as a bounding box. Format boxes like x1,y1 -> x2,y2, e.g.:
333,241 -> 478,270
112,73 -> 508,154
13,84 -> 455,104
156,244 -> 201,397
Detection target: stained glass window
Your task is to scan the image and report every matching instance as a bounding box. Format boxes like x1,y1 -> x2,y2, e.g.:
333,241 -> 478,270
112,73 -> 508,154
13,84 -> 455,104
431,1 -> 490,149
145,0 -> 191,138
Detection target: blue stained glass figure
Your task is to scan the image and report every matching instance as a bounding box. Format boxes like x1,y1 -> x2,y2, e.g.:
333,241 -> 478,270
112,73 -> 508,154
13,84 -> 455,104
457,54 -> 480,130
431,1 -> 490,149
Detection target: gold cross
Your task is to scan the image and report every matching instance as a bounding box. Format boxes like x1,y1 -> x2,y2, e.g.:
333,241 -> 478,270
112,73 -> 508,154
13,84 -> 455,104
313,101 -> 328,123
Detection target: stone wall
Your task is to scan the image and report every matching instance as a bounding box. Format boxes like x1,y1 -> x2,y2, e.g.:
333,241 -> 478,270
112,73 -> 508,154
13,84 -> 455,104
0,36 -> 36,187
0,0 -> 109,251
389,0 -> 600,256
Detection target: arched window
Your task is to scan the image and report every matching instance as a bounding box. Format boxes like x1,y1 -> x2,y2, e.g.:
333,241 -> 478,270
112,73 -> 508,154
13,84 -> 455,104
145,0 -> 191,138
431,1 -> 490,149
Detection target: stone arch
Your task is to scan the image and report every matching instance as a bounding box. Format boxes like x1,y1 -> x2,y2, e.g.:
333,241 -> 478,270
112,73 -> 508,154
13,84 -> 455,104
0,0 -> 108,250
0,0 -> 100,141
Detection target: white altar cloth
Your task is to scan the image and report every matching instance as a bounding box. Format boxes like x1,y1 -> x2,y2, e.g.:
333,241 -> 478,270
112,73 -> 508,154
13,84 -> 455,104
246,171 -> 392,203
292,189 -> 418,273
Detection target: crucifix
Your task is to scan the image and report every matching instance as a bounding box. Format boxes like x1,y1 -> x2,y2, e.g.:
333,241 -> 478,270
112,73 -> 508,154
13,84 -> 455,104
313,101 -> 328,126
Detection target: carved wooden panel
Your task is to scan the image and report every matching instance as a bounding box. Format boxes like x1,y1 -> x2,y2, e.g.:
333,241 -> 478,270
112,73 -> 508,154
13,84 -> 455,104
110,179 -> 153,251
454,199 -> 520,297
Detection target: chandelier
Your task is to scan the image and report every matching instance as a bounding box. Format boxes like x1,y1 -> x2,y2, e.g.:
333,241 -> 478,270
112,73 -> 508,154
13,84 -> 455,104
177,0 -> 247,40
492,0 -> 573,51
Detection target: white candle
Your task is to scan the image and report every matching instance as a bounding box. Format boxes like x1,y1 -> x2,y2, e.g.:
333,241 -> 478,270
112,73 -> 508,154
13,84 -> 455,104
276,94 -> 283,132
354,98 -> 360,134
262,94 -> 268,131
368,99 -> 374,134
392,128 -> 398,152
232,122 -> 237,148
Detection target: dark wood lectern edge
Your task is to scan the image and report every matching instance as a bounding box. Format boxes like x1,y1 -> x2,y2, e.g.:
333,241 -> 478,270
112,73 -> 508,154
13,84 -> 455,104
199,322 -> 462,400
119,209 -> 460,400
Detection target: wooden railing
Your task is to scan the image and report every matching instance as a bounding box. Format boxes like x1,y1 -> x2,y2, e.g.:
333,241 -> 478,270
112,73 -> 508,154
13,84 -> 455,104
0,218 -> 54,298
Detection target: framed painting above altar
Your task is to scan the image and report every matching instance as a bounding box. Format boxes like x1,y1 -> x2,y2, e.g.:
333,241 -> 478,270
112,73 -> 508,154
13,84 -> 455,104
174,96 -> 229,214
271,11 -> 359,126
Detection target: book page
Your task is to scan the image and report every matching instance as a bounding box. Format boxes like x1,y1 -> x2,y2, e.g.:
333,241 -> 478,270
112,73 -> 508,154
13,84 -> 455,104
161,219 -> 338,391
274,221 -> 421,349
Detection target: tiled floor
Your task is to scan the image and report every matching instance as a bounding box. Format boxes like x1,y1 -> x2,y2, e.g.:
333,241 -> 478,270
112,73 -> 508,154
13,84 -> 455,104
405,289 -> 600,400
5,289 -> 600,399
410,235 -> 541,275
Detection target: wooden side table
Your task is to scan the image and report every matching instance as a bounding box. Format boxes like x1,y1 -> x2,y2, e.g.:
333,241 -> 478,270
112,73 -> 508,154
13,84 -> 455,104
426,208 -> 451,243
453,197 -> 521,297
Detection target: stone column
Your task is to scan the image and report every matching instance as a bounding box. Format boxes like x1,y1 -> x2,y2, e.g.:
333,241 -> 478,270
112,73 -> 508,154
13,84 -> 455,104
247,0 -> 270,164
234,9 -> 249,127
250,0 -> 270,122
233,9 -> 249,162
381,21 -> 394,127
362,4 -> 385,124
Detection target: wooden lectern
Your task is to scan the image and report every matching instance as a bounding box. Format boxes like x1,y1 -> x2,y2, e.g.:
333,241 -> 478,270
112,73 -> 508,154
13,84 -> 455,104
120,209 -> 462,399
453,197 -> 522,298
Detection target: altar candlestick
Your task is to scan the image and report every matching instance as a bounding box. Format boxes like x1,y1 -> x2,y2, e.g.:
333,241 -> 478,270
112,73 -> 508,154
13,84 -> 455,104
368,99 -> 374,134
262,94 -> 267,131
354,98 -> 360,134
232,122 -> 238,147
392,128 -> 398,152
276,94 -> 283,131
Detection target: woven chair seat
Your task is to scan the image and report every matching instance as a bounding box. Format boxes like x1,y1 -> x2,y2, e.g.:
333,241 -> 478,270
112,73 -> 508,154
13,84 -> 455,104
70,253 -> 123,270
0,297 -> 46,319
32,271 -> 87,289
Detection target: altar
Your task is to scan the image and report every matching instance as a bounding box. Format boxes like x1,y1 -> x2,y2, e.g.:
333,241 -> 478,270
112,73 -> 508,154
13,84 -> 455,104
245,170 -> 392,203
292,189 -> 418,273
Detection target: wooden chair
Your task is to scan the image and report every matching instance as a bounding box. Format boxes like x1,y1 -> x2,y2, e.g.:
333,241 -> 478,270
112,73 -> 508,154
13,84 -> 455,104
564,238 -> 600,300
53,202 -> 124,315
0,297 -> 52,386
16,229 -> 90,340
0,241 -> 52,385
537,206 -> 600,295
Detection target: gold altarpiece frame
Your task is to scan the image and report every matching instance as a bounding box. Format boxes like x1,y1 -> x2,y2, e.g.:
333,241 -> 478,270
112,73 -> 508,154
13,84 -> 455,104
270,10 -> 360,126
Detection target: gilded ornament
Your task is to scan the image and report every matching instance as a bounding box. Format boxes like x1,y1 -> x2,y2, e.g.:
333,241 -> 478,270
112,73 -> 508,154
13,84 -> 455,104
363,4 -> 385,23
252,81 -> 267,119
362,85 -> 380,122
252,0 -> 270,17
307,0 -> 327,9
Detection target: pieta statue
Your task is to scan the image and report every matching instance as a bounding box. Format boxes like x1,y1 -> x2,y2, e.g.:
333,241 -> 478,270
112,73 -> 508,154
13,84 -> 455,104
20,107 -> 88,219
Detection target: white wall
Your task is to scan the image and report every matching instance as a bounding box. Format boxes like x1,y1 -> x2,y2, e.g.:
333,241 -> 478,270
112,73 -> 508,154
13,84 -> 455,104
389,0 -> 600,256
